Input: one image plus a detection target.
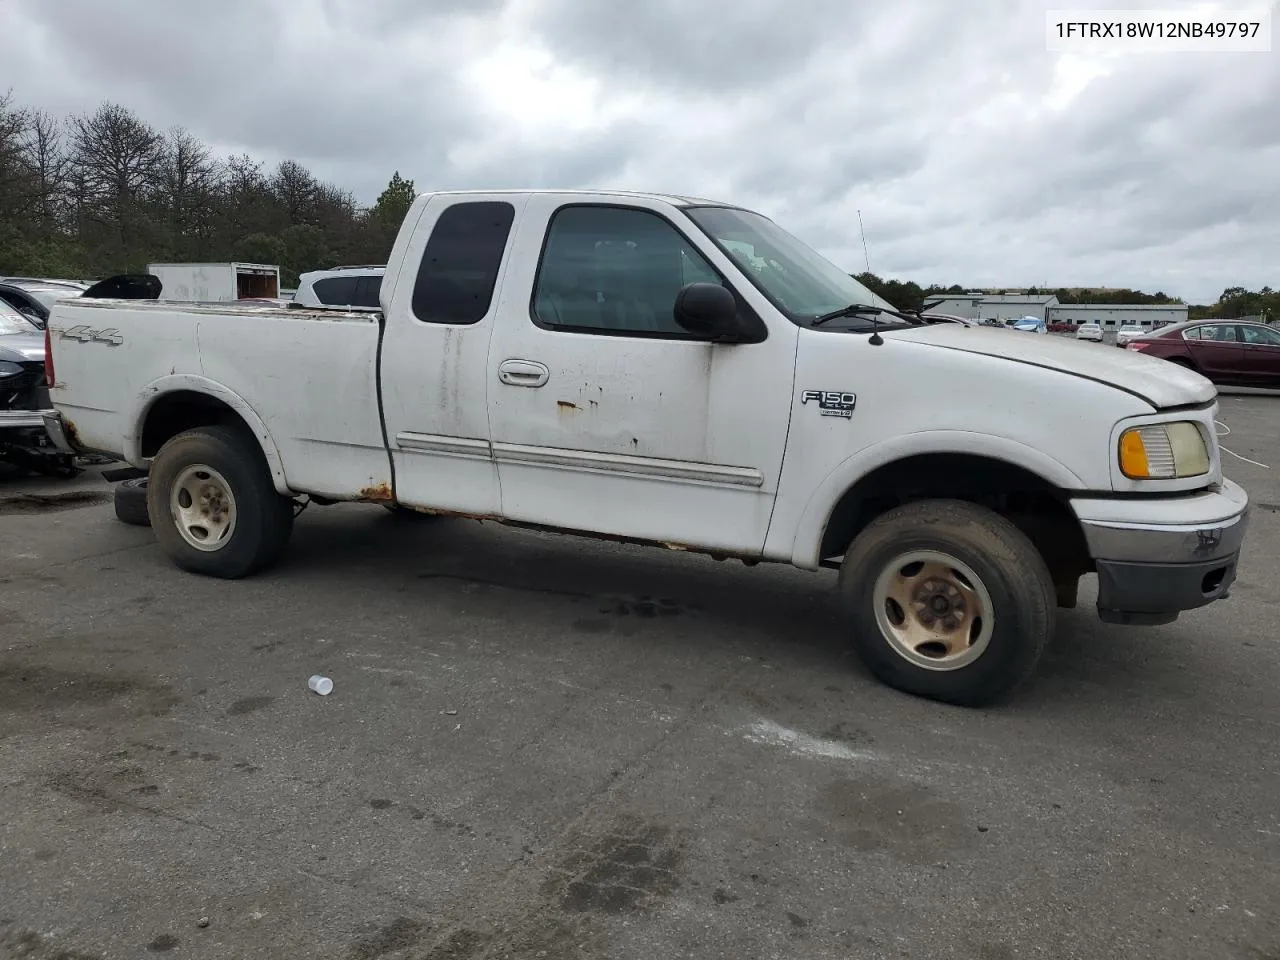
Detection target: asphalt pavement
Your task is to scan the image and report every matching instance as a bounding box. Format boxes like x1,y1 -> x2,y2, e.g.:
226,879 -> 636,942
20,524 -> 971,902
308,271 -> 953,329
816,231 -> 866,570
1,395 -> 1278,960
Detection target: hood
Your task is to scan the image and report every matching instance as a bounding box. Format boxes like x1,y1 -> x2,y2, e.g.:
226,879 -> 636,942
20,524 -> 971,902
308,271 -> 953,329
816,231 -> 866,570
0,330 -> 45,364
890,323 -> 1215,409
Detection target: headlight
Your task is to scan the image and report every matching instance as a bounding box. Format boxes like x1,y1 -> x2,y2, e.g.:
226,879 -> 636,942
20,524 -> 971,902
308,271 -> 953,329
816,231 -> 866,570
1118,421 -> 1210,479
0,360 -> 24,377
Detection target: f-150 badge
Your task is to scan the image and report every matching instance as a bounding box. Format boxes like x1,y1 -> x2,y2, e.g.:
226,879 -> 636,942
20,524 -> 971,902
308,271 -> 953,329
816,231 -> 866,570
801,390 -> 856,418
59,325 -> 123,346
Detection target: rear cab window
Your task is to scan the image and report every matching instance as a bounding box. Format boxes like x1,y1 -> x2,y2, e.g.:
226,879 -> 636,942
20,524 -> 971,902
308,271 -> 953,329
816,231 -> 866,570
411,201 -> 516,324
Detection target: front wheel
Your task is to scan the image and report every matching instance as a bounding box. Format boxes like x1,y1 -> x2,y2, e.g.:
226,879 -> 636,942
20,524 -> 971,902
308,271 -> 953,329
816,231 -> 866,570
838,499 -> 1055,707
147,425 -> 294,578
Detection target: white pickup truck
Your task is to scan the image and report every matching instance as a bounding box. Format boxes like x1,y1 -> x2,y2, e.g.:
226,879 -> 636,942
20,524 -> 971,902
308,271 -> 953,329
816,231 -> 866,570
40,189 -> 1250,706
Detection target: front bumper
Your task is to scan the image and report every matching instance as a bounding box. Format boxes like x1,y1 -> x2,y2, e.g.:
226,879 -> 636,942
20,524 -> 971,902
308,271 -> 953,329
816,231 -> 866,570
1070,478 -> 1250,625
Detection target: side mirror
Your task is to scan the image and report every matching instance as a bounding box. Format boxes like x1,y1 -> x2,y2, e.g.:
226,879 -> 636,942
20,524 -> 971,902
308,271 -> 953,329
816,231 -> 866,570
674,282 -> 743,340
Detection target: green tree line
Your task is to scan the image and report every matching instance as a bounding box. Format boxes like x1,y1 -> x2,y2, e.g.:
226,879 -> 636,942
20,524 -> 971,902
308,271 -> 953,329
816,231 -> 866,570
3,89 -> 1274,317
0,91 -> 416,287
854,276 -> 1274,322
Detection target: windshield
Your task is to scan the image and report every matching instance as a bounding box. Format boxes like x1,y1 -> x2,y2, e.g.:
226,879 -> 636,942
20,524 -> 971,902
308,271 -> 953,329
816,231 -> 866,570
685,206 -> 900,325
23,289 -> 66,310
0,301 -> 37,334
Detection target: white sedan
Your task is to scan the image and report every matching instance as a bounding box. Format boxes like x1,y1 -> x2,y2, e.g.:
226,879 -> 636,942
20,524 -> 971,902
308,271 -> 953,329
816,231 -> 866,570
1075,323 -> 1103,342
1115,324 -> 1146,346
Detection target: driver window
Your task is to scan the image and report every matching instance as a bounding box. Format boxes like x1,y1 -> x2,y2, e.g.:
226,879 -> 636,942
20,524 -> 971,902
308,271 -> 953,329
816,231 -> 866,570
1195,325 -> 1235,342
1241,325 -> 1280,346
532,205 -> 726,337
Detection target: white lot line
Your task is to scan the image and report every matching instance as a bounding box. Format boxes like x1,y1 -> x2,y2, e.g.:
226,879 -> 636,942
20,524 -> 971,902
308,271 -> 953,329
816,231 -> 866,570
739,717 -> 879,763
1215,419 -> 1271,469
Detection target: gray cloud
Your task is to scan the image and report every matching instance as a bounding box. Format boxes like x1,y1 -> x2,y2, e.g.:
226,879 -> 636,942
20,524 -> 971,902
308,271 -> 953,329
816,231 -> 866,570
1,0 -> 1275,302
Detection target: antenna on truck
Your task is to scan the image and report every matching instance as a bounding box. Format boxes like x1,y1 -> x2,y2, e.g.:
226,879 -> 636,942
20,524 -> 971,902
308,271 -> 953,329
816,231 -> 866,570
857,210 -> 871,274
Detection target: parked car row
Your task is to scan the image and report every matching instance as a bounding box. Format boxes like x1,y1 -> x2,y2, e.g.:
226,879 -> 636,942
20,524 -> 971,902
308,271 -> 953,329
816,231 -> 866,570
0,273 -> 164,476
0,298 -> 76,475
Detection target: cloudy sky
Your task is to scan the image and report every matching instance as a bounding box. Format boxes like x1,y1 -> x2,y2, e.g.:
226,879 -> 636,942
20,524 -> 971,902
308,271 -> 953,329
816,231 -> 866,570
2,0 -> 1275,303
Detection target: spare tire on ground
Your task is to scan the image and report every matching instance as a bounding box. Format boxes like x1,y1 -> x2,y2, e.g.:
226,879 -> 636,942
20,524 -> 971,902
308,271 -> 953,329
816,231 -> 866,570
114,476 -> 151,526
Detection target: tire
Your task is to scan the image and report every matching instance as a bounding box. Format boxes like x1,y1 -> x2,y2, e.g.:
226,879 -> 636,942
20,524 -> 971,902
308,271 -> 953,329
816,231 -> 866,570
838,499 -> 1055,707
113,477 -> 151,526
146,425 -> 294,578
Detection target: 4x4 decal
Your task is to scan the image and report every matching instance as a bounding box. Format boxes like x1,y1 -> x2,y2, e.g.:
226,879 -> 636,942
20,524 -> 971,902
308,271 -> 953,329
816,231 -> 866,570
59,324 -> 123,346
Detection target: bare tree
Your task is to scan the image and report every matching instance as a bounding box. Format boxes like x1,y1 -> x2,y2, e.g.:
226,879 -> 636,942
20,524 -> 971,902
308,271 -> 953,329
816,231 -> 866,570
19,109 -> 68,232
218,153 -> 279,241
68,102 -> 165,250
161,126 -> 222,258
270,158 -> 318,224
0,90 -> 33,221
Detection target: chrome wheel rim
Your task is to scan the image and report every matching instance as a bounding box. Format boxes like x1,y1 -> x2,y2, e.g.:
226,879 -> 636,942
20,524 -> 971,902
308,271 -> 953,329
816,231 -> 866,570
169,463 -> 237,552
871,550 -> 994,671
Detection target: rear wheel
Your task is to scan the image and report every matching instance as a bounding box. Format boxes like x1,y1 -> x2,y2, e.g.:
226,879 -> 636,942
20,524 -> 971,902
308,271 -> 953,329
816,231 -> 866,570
838,499 -> 1055,707
147,425 -> 294,578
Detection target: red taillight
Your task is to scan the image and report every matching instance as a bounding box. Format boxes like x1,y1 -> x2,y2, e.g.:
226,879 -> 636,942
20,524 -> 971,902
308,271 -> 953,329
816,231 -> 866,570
44,325 -> 54,386
1127,341 -> 1149,351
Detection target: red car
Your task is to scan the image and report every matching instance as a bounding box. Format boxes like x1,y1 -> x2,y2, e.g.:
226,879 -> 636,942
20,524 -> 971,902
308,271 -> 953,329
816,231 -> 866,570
1125,319 -> 1280,388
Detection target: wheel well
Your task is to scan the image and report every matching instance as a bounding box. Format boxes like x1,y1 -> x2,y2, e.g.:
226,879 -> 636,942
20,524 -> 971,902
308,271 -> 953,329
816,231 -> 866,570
819,453 -> 1093,601
140,391 -> 251,458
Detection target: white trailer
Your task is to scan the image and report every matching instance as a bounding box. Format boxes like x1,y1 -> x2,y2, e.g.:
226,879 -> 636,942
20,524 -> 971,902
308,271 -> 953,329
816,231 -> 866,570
146,262 -> 281,302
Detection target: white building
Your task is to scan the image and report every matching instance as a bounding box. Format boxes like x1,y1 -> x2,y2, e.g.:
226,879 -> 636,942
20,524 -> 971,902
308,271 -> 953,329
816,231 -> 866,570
972,294 -> 1060,323
923,292 -> 1060,322
1046,303 -> 1188,331
922,292 -> 1188,331
920,293 -> 985,319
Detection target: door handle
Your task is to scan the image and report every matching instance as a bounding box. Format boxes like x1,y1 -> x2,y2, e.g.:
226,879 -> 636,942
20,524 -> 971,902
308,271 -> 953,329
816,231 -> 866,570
498,359 -> 549,387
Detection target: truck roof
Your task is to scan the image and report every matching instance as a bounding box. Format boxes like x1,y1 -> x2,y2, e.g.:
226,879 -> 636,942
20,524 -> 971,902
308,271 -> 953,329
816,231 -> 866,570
147,262 -> 280,270
419,189 -> 742,209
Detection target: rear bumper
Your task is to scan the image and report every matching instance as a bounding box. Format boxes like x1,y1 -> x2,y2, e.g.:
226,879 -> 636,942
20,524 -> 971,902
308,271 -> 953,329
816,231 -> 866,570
0,408 -> 52,431
1070,478 -> 1250,625
40,410 -> 78,453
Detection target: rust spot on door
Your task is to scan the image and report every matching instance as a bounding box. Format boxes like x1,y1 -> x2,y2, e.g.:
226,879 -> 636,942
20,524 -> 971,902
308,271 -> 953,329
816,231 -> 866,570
63,418 -> 83,448
557,400 -> 579,412
359,482 -> 394,502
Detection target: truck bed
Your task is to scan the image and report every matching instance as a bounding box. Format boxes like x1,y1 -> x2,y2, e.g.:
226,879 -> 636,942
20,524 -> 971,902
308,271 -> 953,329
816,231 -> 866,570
48,298 -> 392,500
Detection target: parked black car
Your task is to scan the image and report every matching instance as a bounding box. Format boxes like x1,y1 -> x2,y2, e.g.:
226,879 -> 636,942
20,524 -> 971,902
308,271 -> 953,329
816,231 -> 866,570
0,274 -> 161,476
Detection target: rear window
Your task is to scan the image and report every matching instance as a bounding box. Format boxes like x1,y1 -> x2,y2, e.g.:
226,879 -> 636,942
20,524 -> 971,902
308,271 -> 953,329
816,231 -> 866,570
411,201 -> 516,324
352,276 -> 381,308
311,276 -> 359,306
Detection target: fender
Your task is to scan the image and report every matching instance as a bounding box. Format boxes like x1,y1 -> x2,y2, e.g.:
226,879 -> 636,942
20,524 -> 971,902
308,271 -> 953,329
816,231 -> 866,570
126,374 -> 291,496
786,430 -> 1088,570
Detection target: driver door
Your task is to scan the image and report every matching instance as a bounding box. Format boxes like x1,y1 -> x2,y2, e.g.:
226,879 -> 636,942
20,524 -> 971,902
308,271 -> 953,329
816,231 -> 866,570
1238,323 -> 1280,387
485,196 -> 798,556
1185,323 -> 1245,383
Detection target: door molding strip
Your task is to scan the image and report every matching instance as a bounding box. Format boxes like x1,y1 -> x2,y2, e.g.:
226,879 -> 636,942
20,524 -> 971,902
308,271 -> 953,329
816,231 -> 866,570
395,432 -> 492,459
492,441 -> 764,488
